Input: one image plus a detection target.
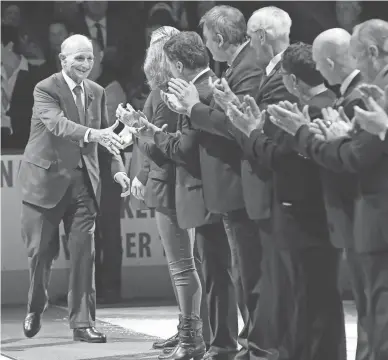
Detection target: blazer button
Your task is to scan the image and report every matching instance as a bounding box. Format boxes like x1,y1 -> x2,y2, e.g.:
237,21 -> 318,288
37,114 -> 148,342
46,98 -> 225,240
328,223 -> 335,232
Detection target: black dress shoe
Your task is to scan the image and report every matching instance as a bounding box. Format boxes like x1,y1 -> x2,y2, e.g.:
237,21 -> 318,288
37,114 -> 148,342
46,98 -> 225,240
23,313 -> 42,338
73,327 -> 107,343
153,332 -> 179,349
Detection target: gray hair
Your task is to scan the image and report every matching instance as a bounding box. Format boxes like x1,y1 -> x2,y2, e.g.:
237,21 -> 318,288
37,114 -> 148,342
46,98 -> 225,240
353,19 -> 388,54
249,6 -> 292,41
199,5 -> 246,45
143,26 -> 180,90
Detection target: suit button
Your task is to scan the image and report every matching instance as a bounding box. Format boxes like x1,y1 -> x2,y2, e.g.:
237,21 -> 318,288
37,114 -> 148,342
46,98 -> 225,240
328,223 -> 334,232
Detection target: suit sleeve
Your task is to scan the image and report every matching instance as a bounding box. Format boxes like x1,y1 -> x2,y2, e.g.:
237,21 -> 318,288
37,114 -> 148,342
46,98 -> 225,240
100,90 -> 126,176
33,83 -> 89,141
230,77 -> 299,152
136,140 -> 151,186
189,67 -> 262,140
241,128 -> 296,171
153,116 -> 198,166
136,100 -> 173,167
301,130 -> 386,173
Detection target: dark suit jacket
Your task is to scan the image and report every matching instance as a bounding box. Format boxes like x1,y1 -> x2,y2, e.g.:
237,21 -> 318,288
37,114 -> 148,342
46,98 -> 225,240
236,86 -> 332,249
228,62 -> 299,221
7,64 -> 46,149
131,89 -> 177,211
18,72 -> 126,209
189,42 -> 263,214
153,70 -> 222,229
295,72 -> 376,251
68,10 -> 143,80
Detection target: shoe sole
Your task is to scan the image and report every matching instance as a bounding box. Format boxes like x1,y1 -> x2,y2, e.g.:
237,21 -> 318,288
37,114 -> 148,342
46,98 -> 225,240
73,337 -> 107,343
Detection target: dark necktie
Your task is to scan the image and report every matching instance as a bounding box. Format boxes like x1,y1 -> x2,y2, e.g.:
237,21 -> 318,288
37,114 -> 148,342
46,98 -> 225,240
95,23 -> 105,50
73,85 -> 85,168
73,85 -> 85,125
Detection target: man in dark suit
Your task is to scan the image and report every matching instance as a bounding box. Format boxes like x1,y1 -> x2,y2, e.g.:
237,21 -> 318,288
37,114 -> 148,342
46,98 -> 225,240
267,26 -> 387,359
68,1 -> 143,84
18,34 -> 130,343
227,40 -> 346,360
165,6 -> 266,360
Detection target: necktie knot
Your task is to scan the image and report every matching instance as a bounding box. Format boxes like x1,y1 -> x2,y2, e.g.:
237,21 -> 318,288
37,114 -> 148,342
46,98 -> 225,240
73,85 -> 82,95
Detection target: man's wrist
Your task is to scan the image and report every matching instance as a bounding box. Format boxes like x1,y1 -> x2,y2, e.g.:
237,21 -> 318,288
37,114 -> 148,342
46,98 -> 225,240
187,101 -> 200,117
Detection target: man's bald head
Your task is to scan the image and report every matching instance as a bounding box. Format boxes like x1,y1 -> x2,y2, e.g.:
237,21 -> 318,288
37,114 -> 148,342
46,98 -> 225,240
350,19 -> 388,83
313,28 -> 352,61
59,34 -> 94,84
61,34 -> 92,55
312,28 -> 356,85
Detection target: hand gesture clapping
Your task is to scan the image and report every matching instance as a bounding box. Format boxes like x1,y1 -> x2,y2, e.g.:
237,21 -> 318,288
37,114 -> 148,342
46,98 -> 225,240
226,95 -> 265,137
267,101 -> 310,136
210,77 -> 241,113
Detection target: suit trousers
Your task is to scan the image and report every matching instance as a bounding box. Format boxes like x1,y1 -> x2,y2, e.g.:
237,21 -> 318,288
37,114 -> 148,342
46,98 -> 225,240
21,167 -> 97,329
195,222 -> 239,358
223,209 -> 263,360
257,230 -> 346,360
95,152 -> 123,298
346,249 -> 388,360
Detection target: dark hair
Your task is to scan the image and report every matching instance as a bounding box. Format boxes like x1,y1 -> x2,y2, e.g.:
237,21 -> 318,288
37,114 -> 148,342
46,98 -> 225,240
1,24 -> 21,55
282,42 -> 325,87
163,31 -> 209,70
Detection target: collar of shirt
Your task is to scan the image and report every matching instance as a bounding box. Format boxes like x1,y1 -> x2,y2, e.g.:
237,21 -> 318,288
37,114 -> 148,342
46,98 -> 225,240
190,67 -> 210,84
227,40 -> 250,67
62,70 -> 85,94
340,69 -> 360,95
306,83 -> 327,100
85,16 -> 107,29
265,51 -> 285,76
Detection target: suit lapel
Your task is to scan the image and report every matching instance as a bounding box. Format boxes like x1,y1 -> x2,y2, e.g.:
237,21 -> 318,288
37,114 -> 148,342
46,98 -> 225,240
260,62 -> 281,90
83,79 -> 95,125
54,72 -> 82,124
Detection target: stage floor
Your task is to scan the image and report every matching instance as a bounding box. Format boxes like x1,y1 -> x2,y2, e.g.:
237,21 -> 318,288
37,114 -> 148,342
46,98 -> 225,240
1,301 -> 357,360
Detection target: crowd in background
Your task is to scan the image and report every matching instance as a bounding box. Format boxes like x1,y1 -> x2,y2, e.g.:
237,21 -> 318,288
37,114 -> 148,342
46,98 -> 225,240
2,1 -> 388,151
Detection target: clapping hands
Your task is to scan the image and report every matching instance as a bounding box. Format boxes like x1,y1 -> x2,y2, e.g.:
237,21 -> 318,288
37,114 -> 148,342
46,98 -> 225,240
226,95 -> 265,137
267,101 -> 310,136
209,77 -> 241,112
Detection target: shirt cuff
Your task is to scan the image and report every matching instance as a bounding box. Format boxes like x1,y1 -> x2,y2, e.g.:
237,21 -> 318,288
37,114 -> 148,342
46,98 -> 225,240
187,101 -> 200,117
84,128 -> 91,143
114,171 -> 126,182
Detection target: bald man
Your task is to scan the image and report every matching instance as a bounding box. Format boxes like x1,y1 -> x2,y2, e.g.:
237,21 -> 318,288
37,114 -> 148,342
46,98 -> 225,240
18,34 -> 130,342
296,28 -> 373,360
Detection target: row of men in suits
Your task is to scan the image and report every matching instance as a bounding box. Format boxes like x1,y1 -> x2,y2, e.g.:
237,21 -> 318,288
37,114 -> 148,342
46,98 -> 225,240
118,5 -> 388,360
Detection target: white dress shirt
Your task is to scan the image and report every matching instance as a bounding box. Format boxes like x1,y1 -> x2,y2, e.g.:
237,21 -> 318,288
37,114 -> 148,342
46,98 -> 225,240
190,67 -> 211,84
340,69 -> 360,95
265,51 -> 285,76
62,70 -> 90,142
85,16 -> 107,48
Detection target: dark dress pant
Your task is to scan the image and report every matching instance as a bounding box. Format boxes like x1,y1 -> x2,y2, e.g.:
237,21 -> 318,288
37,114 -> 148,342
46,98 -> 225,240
257,227 -> 346,360
195,222 -> 239,359
95,150 -> 123,298
223,209 -> 263,360
346,249 -> 388,360
21,167 -> 97,328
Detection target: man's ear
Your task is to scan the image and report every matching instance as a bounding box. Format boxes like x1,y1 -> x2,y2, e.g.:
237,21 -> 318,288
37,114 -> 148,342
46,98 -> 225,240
216,33 -> 224,48
326,57 -> 335,69
58,53 -> 66,61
